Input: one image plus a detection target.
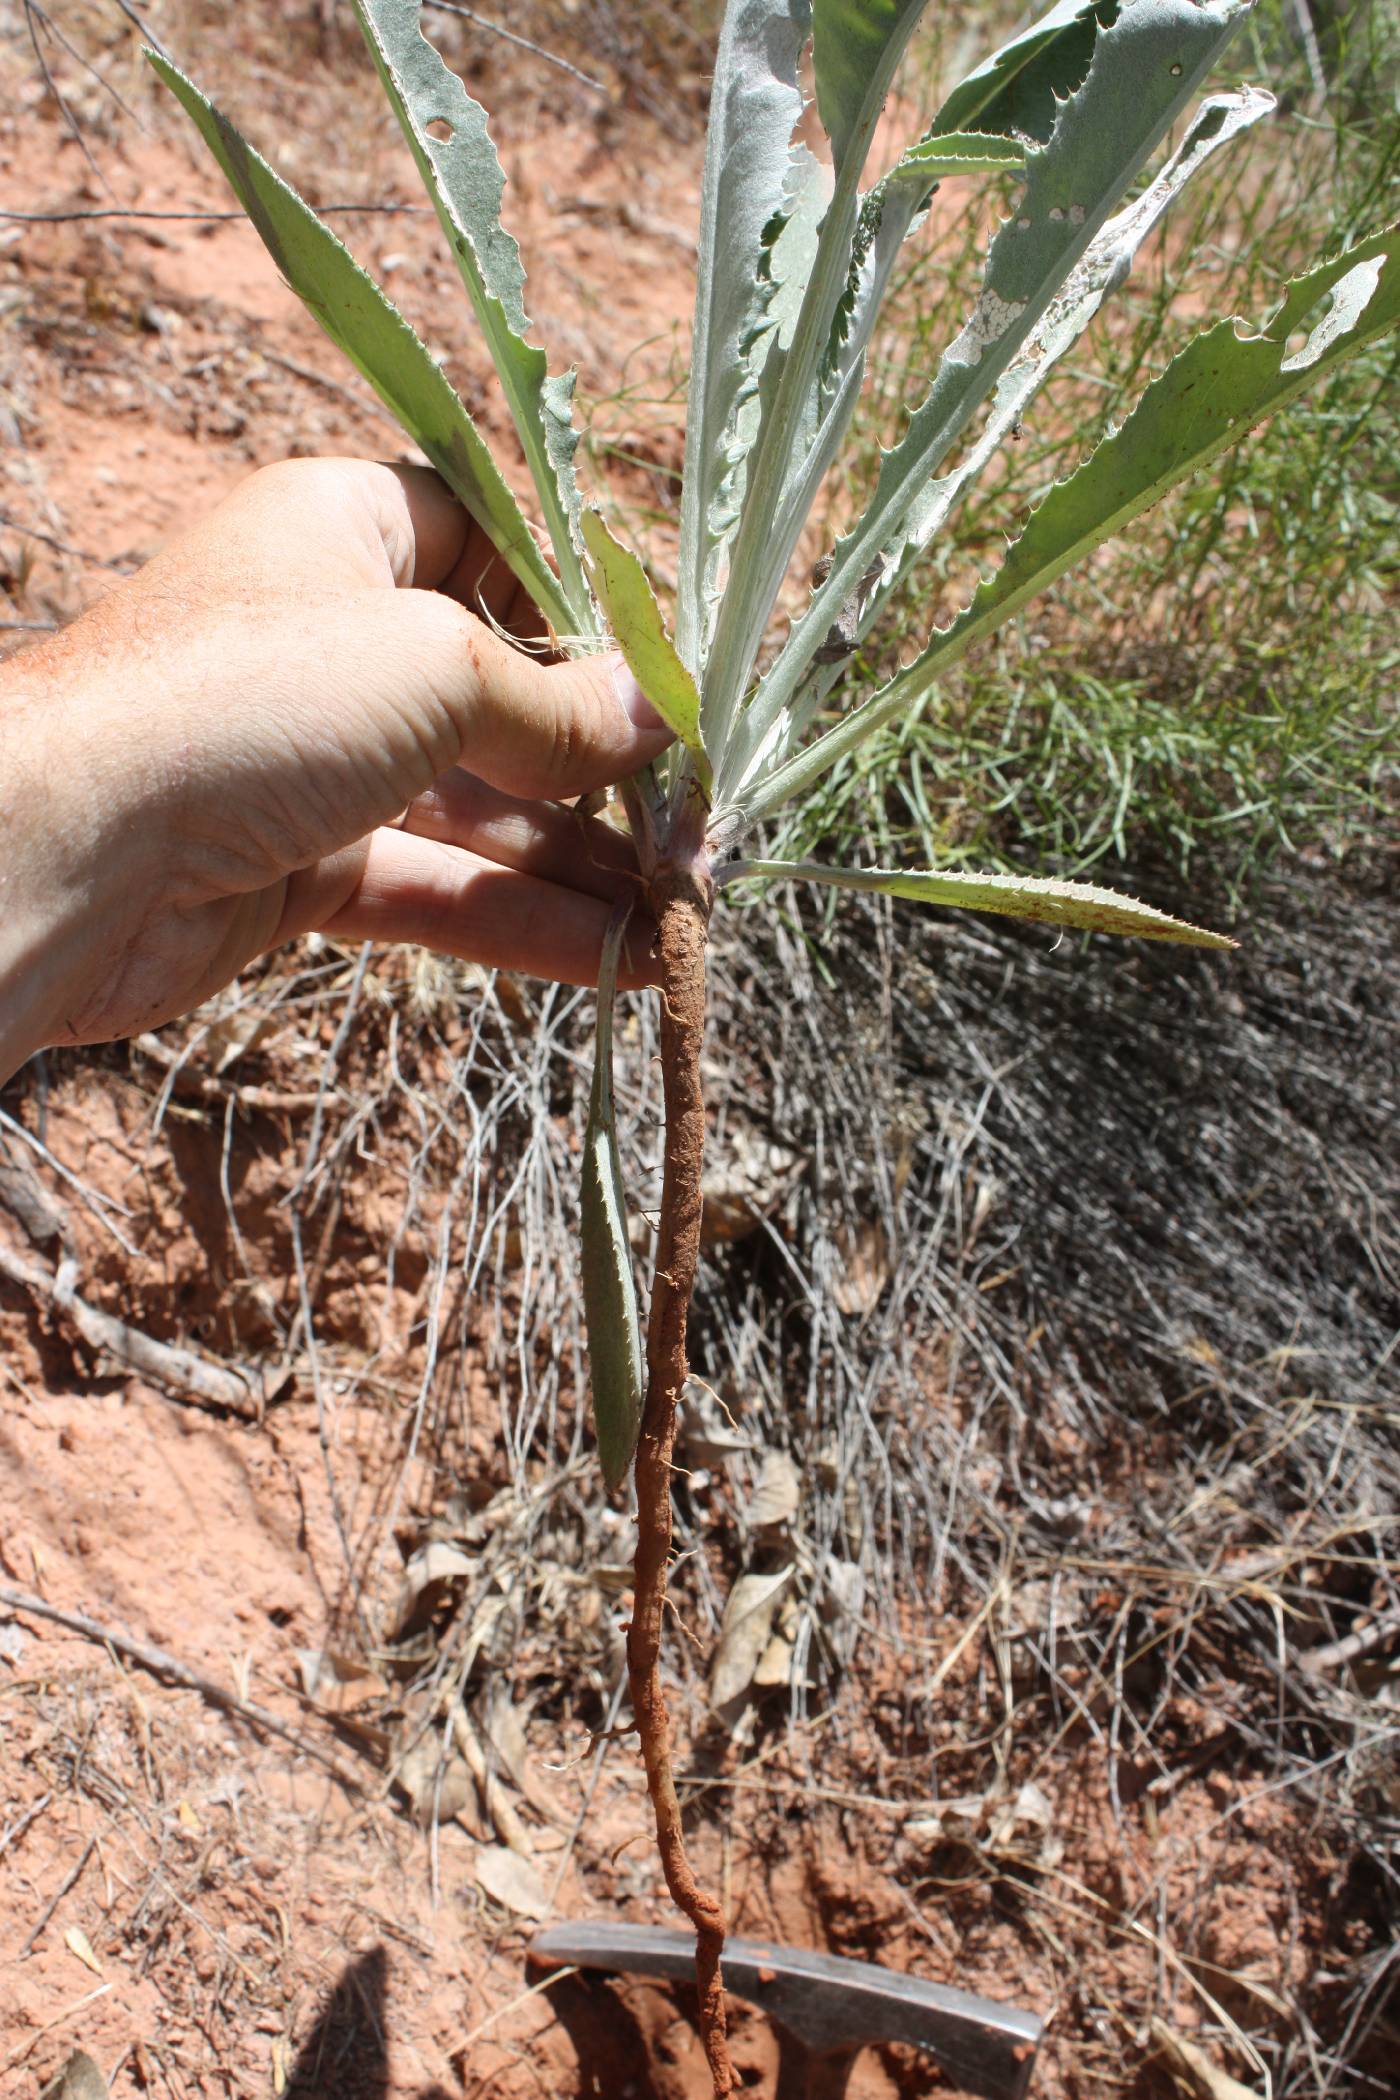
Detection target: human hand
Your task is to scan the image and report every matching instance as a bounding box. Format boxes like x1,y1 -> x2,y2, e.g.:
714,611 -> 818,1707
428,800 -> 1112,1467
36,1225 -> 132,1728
0,457 -> 673,1081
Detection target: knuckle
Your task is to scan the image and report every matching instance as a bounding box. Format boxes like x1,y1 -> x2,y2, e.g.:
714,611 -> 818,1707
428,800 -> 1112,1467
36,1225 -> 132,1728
547,699 -> 581,787
247,455 -> 323,500
544,661 -> 610,789
401,589 -> 480,749
245,455 -> 361,514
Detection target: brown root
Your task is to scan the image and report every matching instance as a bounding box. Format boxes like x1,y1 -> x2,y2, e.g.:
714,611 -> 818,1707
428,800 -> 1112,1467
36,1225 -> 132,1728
626,846 -> 733,2099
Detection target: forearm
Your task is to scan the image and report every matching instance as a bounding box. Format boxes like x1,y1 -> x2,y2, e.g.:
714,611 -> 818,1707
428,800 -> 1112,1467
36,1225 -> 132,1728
0,904 -> 63,1083
0,642 -> 111,1083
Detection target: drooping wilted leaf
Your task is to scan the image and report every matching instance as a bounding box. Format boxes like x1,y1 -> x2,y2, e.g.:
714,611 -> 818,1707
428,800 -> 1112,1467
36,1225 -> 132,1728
754,1638 -> 795,1689
677,1390 -> 757,1465
397,1736 -> 477,1827
817,1557 -> 866,1624
295,1647 -> 389,1715
1150,2020 -> 1264,2100
728,861 -> 1233,948
392,1539 -> 476,1639
351,0 -> 592,621
580,901 -> 645,1490
906,1778 -> 1060,1864
829,1217 -> 890,1316
701,1125 -> 803,1245
749,1449 -> 801,1530
480,1687 -> 566,1827
145,52 -> 573,640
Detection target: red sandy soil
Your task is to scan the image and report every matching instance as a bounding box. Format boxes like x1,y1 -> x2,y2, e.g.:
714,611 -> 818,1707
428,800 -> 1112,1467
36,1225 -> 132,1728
0,10 -> 1358,2100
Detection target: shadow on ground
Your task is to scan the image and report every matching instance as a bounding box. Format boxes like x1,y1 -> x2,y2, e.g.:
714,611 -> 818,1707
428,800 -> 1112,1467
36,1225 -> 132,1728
285,1946 -> 453,2100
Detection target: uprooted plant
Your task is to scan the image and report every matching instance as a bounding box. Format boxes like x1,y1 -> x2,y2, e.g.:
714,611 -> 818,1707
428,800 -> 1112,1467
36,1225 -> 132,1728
154,0 -> 1400,2089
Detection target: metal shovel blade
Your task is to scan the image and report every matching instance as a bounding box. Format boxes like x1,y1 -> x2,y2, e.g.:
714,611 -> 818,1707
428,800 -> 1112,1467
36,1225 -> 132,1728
530,1920 -> 1044,2100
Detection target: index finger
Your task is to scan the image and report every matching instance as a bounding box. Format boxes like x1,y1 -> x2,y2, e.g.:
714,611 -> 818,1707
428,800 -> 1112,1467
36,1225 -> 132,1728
382,463 -> 554,645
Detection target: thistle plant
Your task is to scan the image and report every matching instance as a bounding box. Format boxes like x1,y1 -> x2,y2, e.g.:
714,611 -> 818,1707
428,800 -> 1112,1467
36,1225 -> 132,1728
153,2 -> 1400,2089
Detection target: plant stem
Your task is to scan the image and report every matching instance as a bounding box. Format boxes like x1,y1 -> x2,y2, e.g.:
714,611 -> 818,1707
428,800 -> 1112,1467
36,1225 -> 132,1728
627,831 -> 732,2099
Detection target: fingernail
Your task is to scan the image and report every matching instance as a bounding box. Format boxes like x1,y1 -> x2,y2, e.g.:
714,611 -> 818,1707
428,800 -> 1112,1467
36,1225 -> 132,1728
612,657 -> 667,737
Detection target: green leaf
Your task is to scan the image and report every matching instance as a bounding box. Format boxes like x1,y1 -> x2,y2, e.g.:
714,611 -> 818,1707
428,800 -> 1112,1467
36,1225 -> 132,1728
146,50 -> 573,640
764,151 -> 835,354
943,217 -> 1400,657
769,132 -> 1028,565
350,0 -> 592,626
728,85 -> 1273,793
802,132 -> 1028,488
887,132 -> 1028,182
931,0 -> 1114,144
729,0 -> 1252,801
580,512 -> 713,798
728,861 -> 1234,948
702,0 -> 937,746
812,0 -> 924,174
677,0 -> 813,675
746,215 -> 1400,815
581,903 -> 645,1492
693,148 -> 832,767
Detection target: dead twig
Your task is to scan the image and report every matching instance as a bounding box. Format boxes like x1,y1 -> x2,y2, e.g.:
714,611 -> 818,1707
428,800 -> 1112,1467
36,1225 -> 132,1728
0,1137 -> 68,1245
0,1790 -> 54,1863
0,1108 -> 139,1253
19,1833 -> 97,1956
0,203 -> 428,223
262,351 -> 395,429
22,0 -> 109,197
422,0 -> 606,92
1303,1613 -> 1400,1677
0,1238 -> 269,1419
3,1982 -> 111,2070
1150,2017 -> 1263,2100
0,503 -> 132,571
0,1584 -> 363,1790
131,1032 -> 323,1114
450,1704 -> 533,1858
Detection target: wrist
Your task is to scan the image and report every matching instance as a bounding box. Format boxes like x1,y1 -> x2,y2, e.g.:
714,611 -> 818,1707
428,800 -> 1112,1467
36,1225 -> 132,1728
0,655 -> 106,1083
0,895 -> 69,1085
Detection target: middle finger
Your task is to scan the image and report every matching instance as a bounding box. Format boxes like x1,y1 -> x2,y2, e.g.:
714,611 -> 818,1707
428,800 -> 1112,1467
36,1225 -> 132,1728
404,770 -> 642,905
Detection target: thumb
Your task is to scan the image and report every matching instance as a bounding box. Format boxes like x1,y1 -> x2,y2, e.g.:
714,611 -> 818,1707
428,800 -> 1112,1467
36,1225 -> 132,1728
398,591 -> 674,801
